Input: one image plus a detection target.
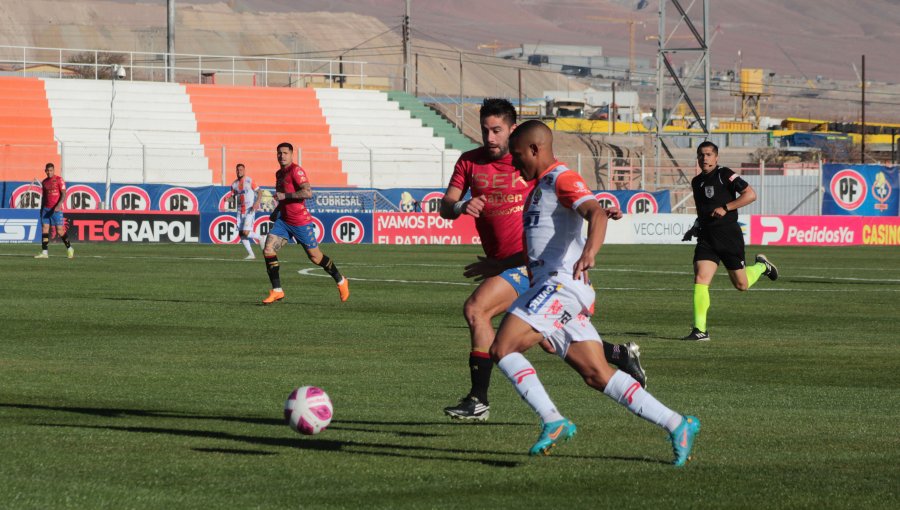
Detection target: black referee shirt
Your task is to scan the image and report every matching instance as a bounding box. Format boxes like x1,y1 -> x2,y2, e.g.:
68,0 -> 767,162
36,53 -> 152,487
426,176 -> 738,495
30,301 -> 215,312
690,166 -> 749,228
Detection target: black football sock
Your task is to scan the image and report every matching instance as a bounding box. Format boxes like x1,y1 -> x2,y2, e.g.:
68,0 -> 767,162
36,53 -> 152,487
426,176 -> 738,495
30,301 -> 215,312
265,255 -> 281,289
468,351 -> 493,404
318,255 -> 343,283
60,233 -> 71,248
41,235 -> 49,251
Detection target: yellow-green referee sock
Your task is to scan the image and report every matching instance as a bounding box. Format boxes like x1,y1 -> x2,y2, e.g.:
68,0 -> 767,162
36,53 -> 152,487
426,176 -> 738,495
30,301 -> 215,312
693,283 -> 710,332
746,262 -> 765,288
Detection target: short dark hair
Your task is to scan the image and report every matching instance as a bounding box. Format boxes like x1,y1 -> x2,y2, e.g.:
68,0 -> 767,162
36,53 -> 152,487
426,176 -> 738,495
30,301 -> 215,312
45,163 -> 54,170
697,141 -> 718,155
480,98 -> 517,126
277,142 -> 293,152
235,163 -> 245,170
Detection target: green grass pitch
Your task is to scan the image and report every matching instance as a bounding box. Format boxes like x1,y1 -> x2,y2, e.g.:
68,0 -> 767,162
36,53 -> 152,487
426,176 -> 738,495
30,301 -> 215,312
1,243 -> 898,508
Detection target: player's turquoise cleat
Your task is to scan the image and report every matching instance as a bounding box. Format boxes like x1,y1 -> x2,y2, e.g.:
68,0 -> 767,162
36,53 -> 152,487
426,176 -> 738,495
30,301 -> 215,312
529,418 -> 577,456
670,415 -> 701,467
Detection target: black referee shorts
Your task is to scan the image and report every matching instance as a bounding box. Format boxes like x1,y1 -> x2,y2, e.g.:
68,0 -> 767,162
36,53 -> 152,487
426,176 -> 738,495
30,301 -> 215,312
693,223 -> 746,270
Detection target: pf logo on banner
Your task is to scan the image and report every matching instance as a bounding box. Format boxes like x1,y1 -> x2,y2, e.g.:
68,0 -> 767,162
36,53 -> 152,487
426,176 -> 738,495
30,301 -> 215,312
332,216 -> 364,244
420,192 -> 445,214
9,183 -> 42,208
159,188 -> 199,212
830,169 -> 867,211
209,215 -> 239,244
627,192 -> 658,214
66,185 -> 101,210
595,192 -> 620,211
112,186 -> 151,211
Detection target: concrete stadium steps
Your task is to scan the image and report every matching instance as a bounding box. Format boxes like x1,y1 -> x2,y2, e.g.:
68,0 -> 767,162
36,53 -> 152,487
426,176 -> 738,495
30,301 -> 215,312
185,83 -> 346,187
0,77 -> 59,181
386,91 -> 478,152
315,88 -> 457,187
41,78 -> 211,185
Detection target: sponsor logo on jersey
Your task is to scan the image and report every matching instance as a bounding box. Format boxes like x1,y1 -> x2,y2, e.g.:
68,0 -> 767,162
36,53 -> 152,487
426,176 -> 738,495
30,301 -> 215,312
159,187 -> 199,212
830,169 -> 867,211
527,283 -> 562,313
112,186 -> 151,211
66,185 -> 101,210
331,215 -> 365,244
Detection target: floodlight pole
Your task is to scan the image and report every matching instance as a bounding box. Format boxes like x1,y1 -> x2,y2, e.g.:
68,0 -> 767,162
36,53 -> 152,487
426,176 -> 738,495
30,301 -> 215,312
402,0 -> 411,93
167,0 -> 175,83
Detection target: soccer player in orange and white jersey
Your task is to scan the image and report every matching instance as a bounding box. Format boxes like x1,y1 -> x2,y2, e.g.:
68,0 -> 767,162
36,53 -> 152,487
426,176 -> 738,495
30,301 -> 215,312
440,99 -> 645,422
260,142 -> 349,304
489,121 -> 700,465
34,163 -> 74,259
231,163 -> 262,259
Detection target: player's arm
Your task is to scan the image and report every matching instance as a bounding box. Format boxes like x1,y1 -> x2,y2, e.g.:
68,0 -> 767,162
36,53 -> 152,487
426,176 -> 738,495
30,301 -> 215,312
276,182 -> 312,202
440,185 -> 486,219
251,185 -> 261,211
463,251 -> 527,281
53,185 -> 66,212
712,170 -> 755,218
573,199 -> 608,283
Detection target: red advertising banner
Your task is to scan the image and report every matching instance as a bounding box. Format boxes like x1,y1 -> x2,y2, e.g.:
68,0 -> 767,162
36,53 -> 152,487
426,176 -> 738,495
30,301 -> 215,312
751,215 -> 900,246
373,213 -> 480,245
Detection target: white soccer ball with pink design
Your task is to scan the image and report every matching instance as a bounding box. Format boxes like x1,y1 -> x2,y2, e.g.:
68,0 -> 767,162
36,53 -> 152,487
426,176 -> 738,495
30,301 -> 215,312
284,386 -> 333,435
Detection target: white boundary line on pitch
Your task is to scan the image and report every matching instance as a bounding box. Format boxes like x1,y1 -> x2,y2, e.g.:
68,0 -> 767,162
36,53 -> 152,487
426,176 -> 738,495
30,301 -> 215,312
296,268 -> 900,291
4,252 -> 897,284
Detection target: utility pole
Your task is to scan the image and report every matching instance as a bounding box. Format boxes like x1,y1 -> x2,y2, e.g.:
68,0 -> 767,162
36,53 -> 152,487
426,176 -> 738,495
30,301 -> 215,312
402,0 -> 411,93
861,54 -> 866,164
167,0 -> 175,83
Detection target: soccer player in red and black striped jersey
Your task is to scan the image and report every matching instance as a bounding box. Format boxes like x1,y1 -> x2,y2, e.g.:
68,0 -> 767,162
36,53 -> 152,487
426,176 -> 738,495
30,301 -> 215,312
34,163 -> 74,259
260,142 -> 349,304
440,99 -> 646,422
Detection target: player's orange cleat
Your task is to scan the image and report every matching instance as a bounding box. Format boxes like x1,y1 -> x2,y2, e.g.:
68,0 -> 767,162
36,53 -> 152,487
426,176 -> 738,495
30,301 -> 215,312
337,278 -> 350,302
262,289 -> 285,304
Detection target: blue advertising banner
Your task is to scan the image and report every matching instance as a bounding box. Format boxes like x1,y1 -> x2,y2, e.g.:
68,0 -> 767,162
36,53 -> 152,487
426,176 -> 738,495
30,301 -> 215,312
0,208 -> 40,243
200,211 -> 372,245
822,164 -> 898,216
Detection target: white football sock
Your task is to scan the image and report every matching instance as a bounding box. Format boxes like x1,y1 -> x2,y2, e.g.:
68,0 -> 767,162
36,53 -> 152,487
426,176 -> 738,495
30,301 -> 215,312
498,352 -> 564,424
241,238 -> 254,255
248,232 -> 261,241
603,370 -> 683,433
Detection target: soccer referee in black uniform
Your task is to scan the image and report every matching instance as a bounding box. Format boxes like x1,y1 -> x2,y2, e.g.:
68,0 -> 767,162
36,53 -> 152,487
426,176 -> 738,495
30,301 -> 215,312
681,141 -> 779,341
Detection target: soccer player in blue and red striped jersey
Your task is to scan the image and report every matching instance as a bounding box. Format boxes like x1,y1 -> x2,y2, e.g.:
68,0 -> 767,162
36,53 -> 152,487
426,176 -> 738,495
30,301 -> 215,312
34,163 -> 74,259
231,163 -> 262,259
260,143 -> 349,304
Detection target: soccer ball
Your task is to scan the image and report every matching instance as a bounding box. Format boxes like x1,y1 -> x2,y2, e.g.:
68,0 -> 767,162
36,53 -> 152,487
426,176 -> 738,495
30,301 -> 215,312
284,386 -> 333,435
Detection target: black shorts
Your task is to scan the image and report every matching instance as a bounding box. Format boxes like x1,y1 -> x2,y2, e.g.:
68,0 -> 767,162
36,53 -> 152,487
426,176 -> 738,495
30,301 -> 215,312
693,223 -> 746,270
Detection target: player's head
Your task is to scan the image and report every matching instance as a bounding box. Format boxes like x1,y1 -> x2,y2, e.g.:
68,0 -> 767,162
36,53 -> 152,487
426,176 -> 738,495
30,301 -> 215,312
696,141 -> 719,172
235,163 -> 245,178
508,120 -> 554,181
480,98 -> 517,160
276,142 -> 293,169
44,163 -> 55,177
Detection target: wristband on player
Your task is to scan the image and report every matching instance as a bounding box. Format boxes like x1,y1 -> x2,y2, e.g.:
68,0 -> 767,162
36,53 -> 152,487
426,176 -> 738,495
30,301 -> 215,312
723,203 -> 729,212
452,200 -> 470,216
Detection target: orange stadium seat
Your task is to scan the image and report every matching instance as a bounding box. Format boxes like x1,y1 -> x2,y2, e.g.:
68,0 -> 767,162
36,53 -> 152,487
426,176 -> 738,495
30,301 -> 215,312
0,77 -> 60,182
185,84 -> 347,187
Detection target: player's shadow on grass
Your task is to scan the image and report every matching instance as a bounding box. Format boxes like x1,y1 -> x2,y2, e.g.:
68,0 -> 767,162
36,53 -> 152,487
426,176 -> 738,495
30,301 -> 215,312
40,423 -> 523,468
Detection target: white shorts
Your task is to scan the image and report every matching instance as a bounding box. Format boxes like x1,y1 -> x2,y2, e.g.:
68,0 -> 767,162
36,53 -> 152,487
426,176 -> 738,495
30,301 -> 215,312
236,212 -> 255,233
509,274 -> 601,359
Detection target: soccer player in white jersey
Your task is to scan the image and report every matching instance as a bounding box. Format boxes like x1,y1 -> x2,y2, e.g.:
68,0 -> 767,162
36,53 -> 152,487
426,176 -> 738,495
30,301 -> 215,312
489,120 -> 701,466
231,163 -> 262,259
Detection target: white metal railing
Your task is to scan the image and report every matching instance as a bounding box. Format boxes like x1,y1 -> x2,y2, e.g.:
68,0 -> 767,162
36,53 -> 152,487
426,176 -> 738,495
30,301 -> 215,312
0,45 -> 367,88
